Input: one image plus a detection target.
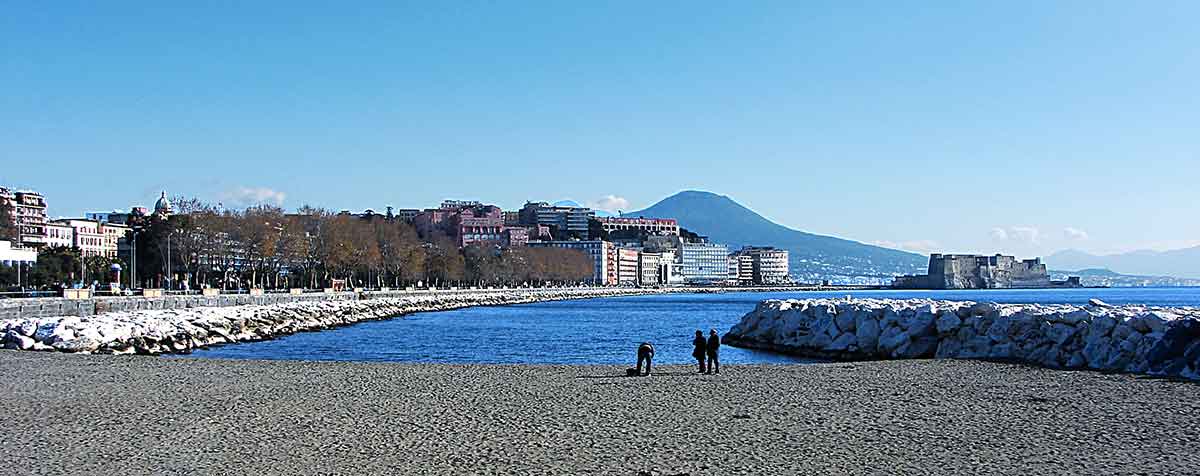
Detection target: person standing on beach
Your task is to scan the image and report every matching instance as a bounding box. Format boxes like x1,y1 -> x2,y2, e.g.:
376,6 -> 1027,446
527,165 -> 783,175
706,329 -> 721,374
636,342 -> 655,376
692,330 -> 707,373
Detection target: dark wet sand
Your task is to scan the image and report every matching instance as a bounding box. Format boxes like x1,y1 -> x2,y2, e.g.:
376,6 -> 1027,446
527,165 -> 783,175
1,351 -> 1196,475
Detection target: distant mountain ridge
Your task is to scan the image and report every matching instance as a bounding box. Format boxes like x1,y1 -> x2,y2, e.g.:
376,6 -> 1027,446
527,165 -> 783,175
1047,247 -> 1200,280
1048,268 -> 1200,287
629,191 -> 927,282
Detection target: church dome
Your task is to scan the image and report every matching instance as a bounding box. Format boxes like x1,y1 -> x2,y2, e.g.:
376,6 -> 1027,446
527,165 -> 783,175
154,191 -> 172,214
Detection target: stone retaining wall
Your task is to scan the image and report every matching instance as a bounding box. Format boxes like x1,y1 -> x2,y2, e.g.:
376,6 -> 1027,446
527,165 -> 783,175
0,285 -> 836,320
724,298 -> 1200,381
0,288 -> 661,355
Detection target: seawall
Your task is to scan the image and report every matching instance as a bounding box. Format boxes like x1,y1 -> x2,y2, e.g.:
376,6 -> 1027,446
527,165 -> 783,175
0,288 -> 664,355
0,285 -> 851,321
724,298 -> 1200,381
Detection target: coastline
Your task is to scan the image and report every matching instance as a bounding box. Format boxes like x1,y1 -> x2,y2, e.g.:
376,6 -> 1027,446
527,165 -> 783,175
3,351 -> 1196,475
0,286 -> 839,355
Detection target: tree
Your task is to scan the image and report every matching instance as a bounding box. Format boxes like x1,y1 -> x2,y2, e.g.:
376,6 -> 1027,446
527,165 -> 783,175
463,243 -> 502,285
374,218 -> 422,287
277,213 -> 313,289
25,246 -> 80,289
423,232 -> 464,286
240,204 -> 285,288
0,198 -> 15,242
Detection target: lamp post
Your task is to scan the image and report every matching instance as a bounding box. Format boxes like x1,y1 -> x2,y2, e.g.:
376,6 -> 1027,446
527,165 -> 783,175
130,229 -> 137,291
166,231 -> 172,290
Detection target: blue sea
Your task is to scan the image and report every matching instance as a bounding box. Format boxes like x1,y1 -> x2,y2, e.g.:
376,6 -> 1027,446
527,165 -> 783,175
176,287 -> 1200,365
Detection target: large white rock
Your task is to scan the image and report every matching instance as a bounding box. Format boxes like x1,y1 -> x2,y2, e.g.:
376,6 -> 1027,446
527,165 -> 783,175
724,297 -> 1200,381
855,318 -> 881,352
834,310 -> 856,333
935,313 -> 962,335
827,332 -> 857,352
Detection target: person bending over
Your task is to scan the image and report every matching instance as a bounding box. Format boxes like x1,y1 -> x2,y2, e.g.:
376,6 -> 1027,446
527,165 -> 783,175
692,330 -> 707,373
636,342 -> 655,376
706,329 -> 721,374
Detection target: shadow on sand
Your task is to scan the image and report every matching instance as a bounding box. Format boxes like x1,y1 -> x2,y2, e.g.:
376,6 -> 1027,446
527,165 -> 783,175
575,371 -> 715,380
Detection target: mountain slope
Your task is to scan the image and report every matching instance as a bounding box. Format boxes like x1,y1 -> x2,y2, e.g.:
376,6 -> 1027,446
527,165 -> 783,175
629,191 -> 927,281
1047,247 -> 1200,279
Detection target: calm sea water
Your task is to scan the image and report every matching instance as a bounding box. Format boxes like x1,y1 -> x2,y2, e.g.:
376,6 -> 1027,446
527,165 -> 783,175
177,287 -> 1200,365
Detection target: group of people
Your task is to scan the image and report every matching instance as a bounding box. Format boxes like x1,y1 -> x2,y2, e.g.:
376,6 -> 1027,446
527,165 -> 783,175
633,329 -> 721,376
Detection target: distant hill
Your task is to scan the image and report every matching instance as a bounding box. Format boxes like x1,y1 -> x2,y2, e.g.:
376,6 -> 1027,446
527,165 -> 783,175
1047,247 -> 1200,279
1049,268 -> 1200,287
628,191 -> 927,282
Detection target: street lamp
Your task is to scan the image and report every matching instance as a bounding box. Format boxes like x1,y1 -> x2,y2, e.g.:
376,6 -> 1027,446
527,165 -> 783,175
129,228 -> 138,291
166,231 -> 172,290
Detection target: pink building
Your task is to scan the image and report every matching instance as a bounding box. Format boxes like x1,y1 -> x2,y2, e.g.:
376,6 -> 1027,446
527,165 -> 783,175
51,219 -> 128,258
616,247 -> 640,285
415,200 -> 531,248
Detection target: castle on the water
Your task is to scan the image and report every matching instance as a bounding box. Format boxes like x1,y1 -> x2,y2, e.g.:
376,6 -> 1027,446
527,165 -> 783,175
893,254 -> 1082,290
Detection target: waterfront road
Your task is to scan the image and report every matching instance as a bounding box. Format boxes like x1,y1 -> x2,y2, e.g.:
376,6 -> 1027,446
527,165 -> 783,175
1,351 -> 1195,475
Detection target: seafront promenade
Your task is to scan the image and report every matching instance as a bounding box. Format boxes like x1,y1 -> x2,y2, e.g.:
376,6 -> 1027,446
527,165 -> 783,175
2,352 -> 1195,475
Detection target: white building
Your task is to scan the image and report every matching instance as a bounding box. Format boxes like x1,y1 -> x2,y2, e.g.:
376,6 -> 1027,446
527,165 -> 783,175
51,219 -> 129,258
44,222 -> 75,249
0,240 -> 37,266
730,246 -> 791,285
0,187 -> 48,249
679,241 -> 729,284
597,217 -> 680,236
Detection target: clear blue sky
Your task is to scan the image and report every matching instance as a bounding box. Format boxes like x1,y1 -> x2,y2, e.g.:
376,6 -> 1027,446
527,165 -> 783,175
3,1 -> 1197,257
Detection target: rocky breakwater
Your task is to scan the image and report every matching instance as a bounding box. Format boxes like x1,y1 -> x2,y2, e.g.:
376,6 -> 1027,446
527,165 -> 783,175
0,288 -> 656,355
724,298 -> 1200,381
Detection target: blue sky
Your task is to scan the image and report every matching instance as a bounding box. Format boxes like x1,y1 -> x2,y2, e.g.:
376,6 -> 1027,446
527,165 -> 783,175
2,1 -> 1197,257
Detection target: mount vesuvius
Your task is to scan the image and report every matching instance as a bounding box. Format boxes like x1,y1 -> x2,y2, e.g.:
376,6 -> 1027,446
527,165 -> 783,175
628,191 -> 927,282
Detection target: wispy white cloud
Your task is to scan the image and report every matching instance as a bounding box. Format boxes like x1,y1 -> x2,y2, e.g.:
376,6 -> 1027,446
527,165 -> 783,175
221,187 -> 286,206
990,226 -> 1040,244
871,239 -> 940,254
1063,227 -> 1089,241
588,195 -> 630,212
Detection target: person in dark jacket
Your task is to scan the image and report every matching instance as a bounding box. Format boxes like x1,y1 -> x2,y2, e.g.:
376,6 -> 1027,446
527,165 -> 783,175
692,330 -> 707,373
706,329 -> 721,374
636,342 -> 655,376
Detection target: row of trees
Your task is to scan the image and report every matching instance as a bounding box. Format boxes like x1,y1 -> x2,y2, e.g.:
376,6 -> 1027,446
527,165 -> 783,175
124,198 -> 594,290
1,197 -> 596,291
0,246 -> 121,290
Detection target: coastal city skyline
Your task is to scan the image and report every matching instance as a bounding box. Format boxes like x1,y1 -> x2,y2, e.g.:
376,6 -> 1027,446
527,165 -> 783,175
4,2 -> 1199,258
3,4 -> 1199,474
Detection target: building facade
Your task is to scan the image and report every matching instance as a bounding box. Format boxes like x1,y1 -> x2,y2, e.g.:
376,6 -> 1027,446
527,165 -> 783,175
1,188 -> 48,249
679,242 -> 730,284
414,200 -> 531,248
44,222 -> 75,249
597,217 -> 679,236
616,247 -> 640,286
518,202 -> 595,239
638,251 -> 664,286
0,240 -> 37,266
728,247 -> 790,285
50,219 -> 128,258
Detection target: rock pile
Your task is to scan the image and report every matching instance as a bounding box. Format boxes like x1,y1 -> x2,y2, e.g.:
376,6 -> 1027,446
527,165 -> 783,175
724,298 -> 1200,381
0,288 -> 654,355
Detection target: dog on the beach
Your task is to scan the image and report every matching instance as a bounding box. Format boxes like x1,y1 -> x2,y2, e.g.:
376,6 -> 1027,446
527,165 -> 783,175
626,367 -> 640,377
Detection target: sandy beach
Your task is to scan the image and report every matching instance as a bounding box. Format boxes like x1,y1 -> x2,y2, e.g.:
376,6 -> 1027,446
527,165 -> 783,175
1,351 -> 1196,475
